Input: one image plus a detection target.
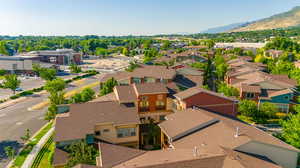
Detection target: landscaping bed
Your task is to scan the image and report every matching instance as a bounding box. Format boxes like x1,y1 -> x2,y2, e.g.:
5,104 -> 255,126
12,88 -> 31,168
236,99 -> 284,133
11,122 -> 53,168
31,135 -> 54,168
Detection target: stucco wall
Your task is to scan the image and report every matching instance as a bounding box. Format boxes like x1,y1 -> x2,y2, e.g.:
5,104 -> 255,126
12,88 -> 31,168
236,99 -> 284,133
235,141 -> 298,168
94,123 -> 139,145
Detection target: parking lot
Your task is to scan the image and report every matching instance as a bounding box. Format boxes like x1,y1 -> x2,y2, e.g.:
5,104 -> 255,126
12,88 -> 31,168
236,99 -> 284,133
0,73 -> 78,100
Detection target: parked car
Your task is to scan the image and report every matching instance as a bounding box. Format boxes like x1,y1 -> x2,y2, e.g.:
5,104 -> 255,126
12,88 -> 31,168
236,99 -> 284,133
15,87 -> 23,92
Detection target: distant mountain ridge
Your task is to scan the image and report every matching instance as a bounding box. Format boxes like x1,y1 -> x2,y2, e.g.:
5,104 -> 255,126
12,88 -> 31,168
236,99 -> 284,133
201,22 -> 249,34
230,6 -> 300,32
201,6 -> 300,34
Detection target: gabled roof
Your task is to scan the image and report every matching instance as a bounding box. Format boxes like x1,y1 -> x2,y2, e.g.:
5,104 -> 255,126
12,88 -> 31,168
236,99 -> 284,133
112,147 -> 282,168
99,142 -> 145,168
168,108 -> 299,153
159,109 -> 219,142
53,148 -> 69,166
240,84 -> 261,93
101,65 -> 176,82
133,83 -> 169,95
55,101 -> 140,142
114,85 -> 137,103
174,87 -> 237,102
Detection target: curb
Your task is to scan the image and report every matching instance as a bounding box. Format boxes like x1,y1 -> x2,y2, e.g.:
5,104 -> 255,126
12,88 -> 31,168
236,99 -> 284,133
0,97 -> 28,110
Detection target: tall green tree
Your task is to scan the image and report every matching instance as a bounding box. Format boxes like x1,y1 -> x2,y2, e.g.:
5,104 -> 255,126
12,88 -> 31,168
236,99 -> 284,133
20,129 -> 31,143
100,78 -> 118,96
238,100 -> 259,118
2,74 -> 21,95
4,146 -> 16,160
69,64 -> 82,73
280,112 -> 300,148
65,141 -> 98,168
259,102 -> 278,119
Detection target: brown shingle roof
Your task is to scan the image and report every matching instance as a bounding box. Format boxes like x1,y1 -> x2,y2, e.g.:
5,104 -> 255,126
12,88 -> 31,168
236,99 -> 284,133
114,85 -> 137,103
90,93 -> 117,102
53,148 -> 69,166
99,142 -> 145,168
169,108 -> 299,153
101,65 -> 176,82
159,109 -> 217,142
133,83 -> 169,95
113,148 -> 282,168
174,87 -> 237,102
55,101 -> 140,142
113,148 -> 225,168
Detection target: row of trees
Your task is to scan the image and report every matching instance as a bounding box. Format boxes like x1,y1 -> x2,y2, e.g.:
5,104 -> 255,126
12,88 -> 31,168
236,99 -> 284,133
0,36 -> 159,56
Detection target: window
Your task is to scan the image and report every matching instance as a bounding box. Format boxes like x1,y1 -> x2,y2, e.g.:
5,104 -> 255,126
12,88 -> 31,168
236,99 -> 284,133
132,77 -> 141,84
103,129 -> 110,133
245,92 -> 255,99
160,78 -> 168,84
117,128 -> 136,138
156,100 -> 165,110
95,131 -> 101,136
141,96 -> 148,101
157,94 -> 163,100
140,101 -> 149,107
119,79 -> 129,85
277,104 -> 289,113
156,100 -> 165,106
160,115 -> 166,121
144,77 -> 156,83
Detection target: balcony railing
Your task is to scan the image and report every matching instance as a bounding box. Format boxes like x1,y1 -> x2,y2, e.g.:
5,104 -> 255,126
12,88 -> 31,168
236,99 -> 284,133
155,106 -> 166,111
139,107 -> 150,112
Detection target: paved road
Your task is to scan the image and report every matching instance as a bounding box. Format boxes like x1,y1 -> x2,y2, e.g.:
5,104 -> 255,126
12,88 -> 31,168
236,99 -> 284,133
0,74 -> 102,167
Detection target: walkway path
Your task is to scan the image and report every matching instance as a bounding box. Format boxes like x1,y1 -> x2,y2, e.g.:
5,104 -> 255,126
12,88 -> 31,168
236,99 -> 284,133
21,127 -> 54,168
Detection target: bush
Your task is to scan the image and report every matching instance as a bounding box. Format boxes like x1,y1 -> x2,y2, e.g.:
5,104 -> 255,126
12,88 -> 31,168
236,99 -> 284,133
10,95 -> 20,99
19,90 -> 34,96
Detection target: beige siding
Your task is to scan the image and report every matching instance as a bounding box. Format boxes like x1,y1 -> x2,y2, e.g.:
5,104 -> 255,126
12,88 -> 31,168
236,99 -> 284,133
235,141 -> 298,168
94,123 -> 139,145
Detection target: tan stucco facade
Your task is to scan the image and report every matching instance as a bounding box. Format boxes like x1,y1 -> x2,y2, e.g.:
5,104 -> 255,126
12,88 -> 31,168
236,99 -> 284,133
94,123 -> 139,148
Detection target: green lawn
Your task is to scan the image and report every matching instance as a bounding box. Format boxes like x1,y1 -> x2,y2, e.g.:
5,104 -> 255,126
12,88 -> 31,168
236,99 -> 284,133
31,135 -> 54,168
11,122 -> 53,168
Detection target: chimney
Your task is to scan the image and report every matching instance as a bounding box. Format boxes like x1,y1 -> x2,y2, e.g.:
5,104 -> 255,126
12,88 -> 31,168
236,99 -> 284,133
234,127 -> 240,138
96,143 -> 103,167
193,146 -> 199,157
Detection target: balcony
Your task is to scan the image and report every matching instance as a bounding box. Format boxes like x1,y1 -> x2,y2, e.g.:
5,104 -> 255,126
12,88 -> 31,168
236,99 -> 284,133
155,106 -> 166,111
139,107 -> 150,112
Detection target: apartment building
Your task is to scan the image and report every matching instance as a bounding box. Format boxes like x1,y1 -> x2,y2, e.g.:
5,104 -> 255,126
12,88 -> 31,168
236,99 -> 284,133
55,101 -> 140,149
226,58 -> 298,112
64,108 -> 299,168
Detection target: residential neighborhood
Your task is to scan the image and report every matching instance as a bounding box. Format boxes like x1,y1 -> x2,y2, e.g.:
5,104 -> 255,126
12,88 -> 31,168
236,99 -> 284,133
1,1 -> 300,168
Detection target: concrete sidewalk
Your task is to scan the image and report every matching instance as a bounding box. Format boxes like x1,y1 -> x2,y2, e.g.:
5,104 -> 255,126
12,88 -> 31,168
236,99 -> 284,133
21,127 -> 54,168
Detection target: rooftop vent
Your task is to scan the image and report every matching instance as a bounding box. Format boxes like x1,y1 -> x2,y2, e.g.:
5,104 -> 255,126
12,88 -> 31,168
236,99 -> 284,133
234,127 -> 240,138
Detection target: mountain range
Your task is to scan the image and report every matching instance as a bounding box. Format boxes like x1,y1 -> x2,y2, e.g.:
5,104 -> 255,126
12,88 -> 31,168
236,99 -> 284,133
201,6 -> 300,33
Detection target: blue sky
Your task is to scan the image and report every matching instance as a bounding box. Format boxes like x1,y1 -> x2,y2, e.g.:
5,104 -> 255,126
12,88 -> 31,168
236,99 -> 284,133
0,0 -> 299,36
